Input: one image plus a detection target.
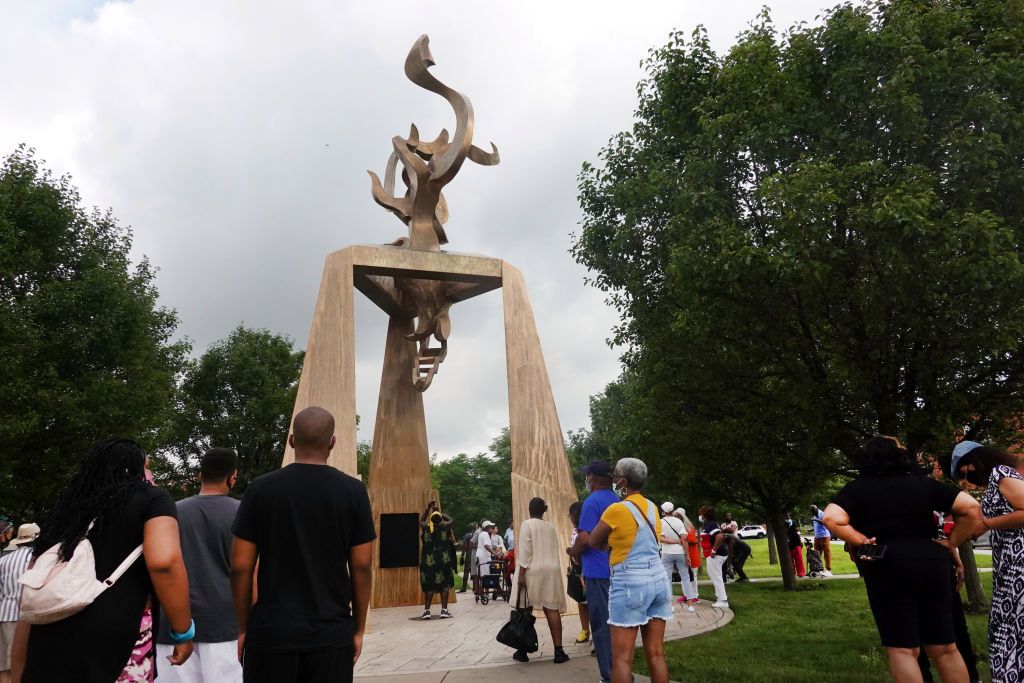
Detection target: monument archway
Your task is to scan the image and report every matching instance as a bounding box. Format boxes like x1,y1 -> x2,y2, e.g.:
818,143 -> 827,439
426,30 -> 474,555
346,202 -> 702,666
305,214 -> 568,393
282,35 -> 578,609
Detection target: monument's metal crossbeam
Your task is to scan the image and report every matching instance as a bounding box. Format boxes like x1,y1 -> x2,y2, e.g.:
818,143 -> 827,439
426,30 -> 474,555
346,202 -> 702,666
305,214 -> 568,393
283,36 -> 577,611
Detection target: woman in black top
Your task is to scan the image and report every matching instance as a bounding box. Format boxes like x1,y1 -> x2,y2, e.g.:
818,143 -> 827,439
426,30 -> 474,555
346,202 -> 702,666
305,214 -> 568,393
823,436 -> 983,683
12,439 -> 193,682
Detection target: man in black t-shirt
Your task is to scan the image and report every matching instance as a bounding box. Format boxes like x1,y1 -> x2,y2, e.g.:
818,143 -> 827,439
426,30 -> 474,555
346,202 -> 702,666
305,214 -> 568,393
231,407 -> 376,683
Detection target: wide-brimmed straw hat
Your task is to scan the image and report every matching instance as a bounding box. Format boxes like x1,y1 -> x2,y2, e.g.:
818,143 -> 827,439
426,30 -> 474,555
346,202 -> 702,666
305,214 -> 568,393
8,522 -> 40,548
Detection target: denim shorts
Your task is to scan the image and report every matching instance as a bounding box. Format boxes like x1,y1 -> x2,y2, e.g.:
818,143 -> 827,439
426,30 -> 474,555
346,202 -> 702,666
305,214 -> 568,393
608,560 -> 673,627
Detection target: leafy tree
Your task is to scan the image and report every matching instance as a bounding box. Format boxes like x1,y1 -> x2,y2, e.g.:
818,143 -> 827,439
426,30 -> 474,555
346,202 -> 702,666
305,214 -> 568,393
573,1 -> 1024,589
565,428 -> 608,499
0,146 -> 187,521
431,429 -> 513,534
159,325 -> 303,496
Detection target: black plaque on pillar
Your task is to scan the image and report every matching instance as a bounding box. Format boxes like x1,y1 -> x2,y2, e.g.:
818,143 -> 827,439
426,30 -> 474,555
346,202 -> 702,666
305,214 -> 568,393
379,513 -> 420,568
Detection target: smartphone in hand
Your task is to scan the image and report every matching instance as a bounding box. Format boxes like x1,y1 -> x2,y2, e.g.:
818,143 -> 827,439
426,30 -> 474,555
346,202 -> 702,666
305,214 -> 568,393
858,544 -> 887,560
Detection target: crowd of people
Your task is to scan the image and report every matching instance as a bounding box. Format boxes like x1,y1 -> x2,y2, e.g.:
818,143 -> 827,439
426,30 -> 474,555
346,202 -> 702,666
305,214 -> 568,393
820,435 -> 1024,683
0,407 -> 374,683
1,409 -> 1022,683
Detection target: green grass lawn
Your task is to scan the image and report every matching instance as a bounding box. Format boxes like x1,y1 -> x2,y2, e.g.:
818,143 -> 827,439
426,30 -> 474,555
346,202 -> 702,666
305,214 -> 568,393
641,573 -> 993,682
705,538 -> 992,580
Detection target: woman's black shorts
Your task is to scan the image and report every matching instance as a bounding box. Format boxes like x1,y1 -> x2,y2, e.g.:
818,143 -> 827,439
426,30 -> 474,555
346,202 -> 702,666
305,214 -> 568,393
860,555 -> 955,648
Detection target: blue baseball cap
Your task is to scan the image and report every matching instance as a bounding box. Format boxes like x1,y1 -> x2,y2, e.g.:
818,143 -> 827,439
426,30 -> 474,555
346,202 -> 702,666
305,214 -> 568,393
580,460 -> 613,478
950,440 -> 983,478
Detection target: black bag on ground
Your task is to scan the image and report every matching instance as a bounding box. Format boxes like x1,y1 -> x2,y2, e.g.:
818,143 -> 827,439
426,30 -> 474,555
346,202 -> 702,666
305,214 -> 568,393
496,587 -> 538,653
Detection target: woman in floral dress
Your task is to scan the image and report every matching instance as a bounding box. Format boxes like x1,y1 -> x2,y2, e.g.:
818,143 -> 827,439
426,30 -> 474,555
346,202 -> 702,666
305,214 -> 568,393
418,501 -> 455,620
952,442 -> 1024,682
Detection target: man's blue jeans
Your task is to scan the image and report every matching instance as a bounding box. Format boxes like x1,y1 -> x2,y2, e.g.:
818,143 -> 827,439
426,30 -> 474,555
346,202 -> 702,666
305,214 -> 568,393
585,577 -> 612,682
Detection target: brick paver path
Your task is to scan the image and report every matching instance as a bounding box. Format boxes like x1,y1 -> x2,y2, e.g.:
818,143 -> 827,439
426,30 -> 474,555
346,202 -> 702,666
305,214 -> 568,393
355,596 -> 732,679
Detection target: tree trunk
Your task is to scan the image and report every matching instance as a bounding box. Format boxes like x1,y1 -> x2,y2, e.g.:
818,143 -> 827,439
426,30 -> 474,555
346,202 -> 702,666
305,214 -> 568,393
766,520 -> 779,565
958,541 -> 988,613
771,512 -> 797,590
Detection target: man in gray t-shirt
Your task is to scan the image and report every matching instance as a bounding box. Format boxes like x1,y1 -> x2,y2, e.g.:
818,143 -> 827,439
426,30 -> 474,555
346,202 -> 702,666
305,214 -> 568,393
157,448 -> 242,682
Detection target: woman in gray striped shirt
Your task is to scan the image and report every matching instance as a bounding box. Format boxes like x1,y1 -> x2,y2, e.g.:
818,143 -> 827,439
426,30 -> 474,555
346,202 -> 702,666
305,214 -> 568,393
0,524 -> 37,682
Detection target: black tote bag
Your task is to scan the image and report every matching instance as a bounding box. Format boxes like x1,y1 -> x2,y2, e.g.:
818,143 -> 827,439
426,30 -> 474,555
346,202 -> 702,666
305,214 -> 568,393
496,586 -> 539,653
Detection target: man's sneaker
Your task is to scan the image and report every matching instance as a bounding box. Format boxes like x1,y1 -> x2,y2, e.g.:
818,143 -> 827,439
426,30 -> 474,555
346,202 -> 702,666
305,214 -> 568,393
439,609 -> 453,619
822,570 -> 833,577
553,647 -> 569,664
686,605 -> 696,613
712,600 -> 729,609
420,610 -> 431,620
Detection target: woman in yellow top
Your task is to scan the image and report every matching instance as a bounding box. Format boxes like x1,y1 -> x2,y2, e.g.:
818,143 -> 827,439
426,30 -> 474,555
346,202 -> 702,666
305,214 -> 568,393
589,458 -> 671,683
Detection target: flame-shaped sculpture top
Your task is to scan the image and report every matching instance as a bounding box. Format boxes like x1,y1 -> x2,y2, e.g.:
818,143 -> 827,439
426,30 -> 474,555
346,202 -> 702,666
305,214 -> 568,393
368,35 -> 500,251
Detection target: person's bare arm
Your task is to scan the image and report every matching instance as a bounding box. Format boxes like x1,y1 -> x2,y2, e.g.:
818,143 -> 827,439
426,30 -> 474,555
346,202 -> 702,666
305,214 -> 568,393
711,533 -> 725,555
822,503 -> 873,547
985,476 -> 1024,531
349,541 -> 373,664
11,619 -> 30,683
568,529 -> 590,558
144,516 -> 193,666
946,491 -> 985,548
231,537 -> 258,664
588,521 -> 612,550
951,546 -> 965,593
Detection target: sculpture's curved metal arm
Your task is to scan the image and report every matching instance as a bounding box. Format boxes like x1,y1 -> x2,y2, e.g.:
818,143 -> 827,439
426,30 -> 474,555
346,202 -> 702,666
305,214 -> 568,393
365,34 -> 502,391
405,35 -> 490,185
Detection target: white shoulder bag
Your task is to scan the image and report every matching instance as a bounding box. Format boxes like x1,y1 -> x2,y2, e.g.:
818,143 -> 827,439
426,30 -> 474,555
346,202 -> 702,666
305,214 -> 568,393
18,523 -> 143,624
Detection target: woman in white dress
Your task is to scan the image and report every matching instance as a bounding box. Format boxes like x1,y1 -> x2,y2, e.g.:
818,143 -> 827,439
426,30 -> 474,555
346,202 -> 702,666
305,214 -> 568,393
513,497 -> 569,664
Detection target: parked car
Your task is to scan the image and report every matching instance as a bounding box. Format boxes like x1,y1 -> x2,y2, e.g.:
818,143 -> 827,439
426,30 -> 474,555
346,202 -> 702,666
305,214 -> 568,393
737,525 -> 766,539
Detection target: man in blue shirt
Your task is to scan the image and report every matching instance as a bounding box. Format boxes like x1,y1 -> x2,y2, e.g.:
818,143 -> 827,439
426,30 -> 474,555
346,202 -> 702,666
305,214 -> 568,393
568,461 -> 619,683
809,505 -> 833,576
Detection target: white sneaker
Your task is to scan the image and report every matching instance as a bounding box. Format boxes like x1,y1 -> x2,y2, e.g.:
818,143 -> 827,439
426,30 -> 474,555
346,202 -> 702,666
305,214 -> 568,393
686,606 -> 695,613
439,609 -> 453,619
822,570 -> 833,577
712,600 -> 729,609
420,610 -> 431,620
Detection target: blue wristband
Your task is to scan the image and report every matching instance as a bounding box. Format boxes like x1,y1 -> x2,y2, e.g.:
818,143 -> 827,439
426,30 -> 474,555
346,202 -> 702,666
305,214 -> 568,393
169,619 -> 195,643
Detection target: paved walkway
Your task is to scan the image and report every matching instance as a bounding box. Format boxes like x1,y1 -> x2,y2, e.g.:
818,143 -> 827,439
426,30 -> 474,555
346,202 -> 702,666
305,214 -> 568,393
355,595 -> 732,681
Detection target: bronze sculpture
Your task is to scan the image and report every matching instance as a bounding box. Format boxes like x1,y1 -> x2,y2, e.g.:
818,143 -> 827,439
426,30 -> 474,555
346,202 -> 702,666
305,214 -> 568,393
368,35 -> 500,391
284,35 -> 577,610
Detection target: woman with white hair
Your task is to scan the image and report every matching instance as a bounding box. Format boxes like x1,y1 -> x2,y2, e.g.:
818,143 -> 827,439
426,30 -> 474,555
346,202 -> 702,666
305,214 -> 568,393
589,458 -> 670,683
658,502 -> 694,613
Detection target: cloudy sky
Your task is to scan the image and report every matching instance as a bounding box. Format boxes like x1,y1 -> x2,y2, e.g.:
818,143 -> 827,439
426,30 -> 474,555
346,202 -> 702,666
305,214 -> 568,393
0,0 -> 839,459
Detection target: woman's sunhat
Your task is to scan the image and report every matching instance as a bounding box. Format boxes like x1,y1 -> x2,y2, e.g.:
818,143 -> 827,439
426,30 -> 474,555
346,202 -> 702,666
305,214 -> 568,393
950,440 -> 983,478
8,522 -> 40,548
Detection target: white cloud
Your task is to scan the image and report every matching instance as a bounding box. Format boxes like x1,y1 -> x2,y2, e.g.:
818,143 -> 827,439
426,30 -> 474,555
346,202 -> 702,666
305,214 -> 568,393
0,0 -> 839,458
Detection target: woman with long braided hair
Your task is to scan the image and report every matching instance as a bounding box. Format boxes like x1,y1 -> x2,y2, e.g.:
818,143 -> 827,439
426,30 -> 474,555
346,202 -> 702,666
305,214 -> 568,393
12,438 -> 193,682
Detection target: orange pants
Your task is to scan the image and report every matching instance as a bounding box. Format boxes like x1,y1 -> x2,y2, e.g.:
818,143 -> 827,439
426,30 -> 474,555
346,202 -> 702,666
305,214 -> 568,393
813,537 -> 832,571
